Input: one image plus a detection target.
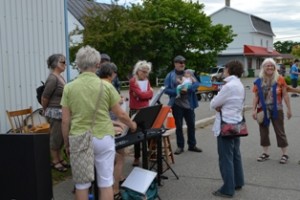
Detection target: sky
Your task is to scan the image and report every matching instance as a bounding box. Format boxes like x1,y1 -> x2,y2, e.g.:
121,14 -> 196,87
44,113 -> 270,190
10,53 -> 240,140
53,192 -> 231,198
97,0 -> 300,42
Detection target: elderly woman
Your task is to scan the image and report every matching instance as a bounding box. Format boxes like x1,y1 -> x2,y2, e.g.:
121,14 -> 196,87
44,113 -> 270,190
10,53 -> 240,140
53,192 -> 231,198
252,58 -> 291,164
210,60 -> 245,198
41,53 -> 68,172
129,60 -> 154,166
61,46 -> 136,200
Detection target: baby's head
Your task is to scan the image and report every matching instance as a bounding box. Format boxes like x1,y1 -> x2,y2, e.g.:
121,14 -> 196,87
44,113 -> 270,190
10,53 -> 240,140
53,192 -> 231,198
184,69 -> 194,77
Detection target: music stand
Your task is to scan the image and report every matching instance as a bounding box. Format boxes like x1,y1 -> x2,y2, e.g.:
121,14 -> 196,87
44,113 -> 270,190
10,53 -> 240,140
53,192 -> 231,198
132,104 -> 162,169
150,106 -> 179,180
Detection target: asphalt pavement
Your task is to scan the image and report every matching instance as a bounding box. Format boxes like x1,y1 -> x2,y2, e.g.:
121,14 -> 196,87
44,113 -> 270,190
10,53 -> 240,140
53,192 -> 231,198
53,77 -> 300,200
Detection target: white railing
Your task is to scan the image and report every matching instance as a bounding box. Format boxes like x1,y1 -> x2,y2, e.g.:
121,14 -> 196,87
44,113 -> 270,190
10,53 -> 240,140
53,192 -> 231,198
121,78 -> 164,88
156,77 -> 164,87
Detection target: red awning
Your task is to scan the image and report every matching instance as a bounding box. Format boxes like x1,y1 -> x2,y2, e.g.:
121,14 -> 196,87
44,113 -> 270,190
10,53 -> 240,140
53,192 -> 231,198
244,45 -> 280,57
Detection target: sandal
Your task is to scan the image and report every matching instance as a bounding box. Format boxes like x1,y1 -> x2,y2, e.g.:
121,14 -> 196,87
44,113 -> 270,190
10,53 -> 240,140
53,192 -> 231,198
257,153 -> 270,162
51,162 -> 67,172
279,155 -> 289,164
60,160 -> 71,168
114,192 -> 122,200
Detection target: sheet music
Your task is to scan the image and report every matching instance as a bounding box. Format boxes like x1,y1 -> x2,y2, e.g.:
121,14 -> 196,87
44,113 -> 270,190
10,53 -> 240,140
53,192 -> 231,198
150,86 -> 165,106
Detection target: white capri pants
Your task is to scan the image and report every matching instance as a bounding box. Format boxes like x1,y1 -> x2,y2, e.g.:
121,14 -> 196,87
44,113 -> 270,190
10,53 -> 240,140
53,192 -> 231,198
75,135 -> 115,190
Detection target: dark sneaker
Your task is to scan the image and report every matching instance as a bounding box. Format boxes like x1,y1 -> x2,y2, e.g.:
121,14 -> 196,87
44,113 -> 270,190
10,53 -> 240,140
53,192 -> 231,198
188,146 -> 202,153
174,148 -> 184,155
235,186 -> 243,190
212,190 -> 233,198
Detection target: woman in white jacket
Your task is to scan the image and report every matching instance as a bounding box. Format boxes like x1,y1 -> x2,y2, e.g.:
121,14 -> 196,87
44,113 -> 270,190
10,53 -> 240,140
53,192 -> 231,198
210,60 -> 245,198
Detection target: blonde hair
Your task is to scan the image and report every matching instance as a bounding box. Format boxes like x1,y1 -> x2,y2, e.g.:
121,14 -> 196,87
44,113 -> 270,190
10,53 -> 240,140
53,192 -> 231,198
132,60 -> 152,75
259,58 -> 279,86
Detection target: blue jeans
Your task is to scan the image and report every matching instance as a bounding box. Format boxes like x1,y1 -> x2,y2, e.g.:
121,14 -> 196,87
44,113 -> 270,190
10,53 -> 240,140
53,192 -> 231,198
217,136 -> 244,196
172,104 -> 196,149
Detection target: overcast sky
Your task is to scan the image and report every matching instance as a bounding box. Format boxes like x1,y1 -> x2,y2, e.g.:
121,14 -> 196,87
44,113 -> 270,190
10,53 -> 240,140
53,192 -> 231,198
97,0 -> 300,42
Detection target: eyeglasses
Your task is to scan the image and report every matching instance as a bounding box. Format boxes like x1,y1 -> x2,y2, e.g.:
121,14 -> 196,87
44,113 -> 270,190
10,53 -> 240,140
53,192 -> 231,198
176,61 -> 185,65
140,70 -> 149,74
59,61 -> 66,64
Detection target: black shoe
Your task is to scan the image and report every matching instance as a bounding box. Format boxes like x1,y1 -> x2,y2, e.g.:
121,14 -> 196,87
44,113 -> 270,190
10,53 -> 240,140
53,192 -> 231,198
212,190 -> 233,198
235,186 -> 243,190
174,148 -> 184,155
188,146 -> 202,153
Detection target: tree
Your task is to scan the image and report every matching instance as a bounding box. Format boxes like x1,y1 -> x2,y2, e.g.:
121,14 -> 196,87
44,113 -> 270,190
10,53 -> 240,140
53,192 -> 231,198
274,40 -> 300,54
291,45 -> 300,58
71,0 -> 235,81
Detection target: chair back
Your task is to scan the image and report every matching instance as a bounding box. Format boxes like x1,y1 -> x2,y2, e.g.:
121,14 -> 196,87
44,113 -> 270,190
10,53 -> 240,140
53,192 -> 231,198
6,107 -> 33,133
26,108 -> 50,133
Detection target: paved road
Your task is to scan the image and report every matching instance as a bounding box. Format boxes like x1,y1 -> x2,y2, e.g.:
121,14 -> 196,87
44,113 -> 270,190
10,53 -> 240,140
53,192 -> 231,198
53,78 -> 300,200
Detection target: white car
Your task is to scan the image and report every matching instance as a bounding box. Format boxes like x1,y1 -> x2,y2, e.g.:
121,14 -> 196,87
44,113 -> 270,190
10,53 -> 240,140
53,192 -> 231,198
210,66 -> 225,82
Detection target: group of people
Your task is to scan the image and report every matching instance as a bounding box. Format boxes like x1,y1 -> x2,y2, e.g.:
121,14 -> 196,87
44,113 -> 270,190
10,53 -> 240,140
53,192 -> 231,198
41,47 -> 202,200
41,45 -> 296,199
210,57 -> 294,198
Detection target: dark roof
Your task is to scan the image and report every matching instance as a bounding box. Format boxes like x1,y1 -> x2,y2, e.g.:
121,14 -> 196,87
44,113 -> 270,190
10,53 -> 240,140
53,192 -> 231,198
210,7 -> 275,37
250,15 -> 275,36
68,0 -> 111,26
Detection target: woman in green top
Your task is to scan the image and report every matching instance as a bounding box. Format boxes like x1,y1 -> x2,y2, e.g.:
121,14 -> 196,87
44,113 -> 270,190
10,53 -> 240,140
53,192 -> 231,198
61,46 -> 137,200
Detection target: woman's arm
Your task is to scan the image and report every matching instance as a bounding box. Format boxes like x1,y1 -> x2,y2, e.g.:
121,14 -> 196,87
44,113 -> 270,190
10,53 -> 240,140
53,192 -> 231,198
282,86 -> 292,119
111,103 -> 137,132
41,97 -> 49,111
129,78 -> 153,100
61,106 -> 71,155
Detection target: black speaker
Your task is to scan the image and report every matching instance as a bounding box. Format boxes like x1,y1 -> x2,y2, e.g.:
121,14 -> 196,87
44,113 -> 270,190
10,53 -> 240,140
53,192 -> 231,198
0,133 -> 53,200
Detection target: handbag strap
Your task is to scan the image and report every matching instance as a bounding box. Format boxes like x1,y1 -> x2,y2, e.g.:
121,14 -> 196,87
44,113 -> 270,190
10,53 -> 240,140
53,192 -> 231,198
91,80 -> 103,129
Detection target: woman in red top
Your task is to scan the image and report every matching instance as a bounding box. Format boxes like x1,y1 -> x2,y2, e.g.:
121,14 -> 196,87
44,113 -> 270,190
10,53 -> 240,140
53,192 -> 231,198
129,60 -> 153,166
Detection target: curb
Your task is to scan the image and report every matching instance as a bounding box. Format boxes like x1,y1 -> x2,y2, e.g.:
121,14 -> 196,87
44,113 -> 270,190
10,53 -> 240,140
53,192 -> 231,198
164,105 -> 253,135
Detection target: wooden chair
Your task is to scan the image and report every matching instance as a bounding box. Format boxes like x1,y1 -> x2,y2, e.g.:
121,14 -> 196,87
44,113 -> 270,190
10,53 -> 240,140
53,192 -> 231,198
6,107 -> 33,133
25,108 -> 50,133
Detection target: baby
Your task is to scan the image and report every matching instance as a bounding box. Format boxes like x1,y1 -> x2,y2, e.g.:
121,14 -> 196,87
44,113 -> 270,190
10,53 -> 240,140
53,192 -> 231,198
176,69 -> 197,98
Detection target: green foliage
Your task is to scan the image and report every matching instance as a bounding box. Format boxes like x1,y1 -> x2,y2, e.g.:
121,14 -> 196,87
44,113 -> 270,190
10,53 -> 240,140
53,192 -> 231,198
291,45 -> 300,58
70,0 -> 235,81
284,76 -> 300,85
274,40 -> 300,54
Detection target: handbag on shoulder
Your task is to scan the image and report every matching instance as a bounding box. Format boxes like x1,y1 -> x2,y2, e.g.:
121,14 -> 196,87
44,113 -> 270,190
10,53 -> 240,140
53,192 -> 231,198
220,111 -> 248,138
220,91 -> 248,138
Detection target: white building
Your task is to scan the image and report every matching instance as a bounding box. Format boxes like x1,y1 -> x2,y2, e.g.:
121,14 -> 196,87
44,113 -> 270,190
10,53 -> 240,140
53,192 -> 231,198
0,0 -> 68,133
210,1 -> 280,76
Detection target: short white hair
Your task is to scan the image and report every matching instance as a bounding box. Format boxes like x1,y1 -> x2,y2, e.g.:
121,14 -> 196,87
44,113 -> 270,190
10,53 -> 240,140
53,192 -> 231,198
132,60 -> 152,75
75,45 -> 101,71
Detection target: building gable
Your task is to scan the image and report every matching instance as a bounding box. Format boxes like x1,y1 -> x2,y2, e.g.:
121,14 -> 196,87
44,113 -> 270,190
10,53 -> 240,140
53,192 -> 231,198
210,6 -> 275,37
67,0 -> 111,26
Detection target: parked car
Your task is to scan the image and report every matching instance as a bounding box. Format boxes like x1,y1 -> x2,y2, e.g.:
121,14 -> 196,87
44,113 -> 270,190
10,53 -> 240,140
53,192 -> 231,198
209,66 -> 225,82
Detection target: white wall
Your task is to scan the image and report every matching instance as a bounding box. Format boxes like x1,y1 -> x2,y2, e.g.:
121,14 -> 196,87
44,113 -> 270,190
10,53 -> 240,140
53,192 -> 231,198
0,0 -> 67,133
211,8 -> 255,55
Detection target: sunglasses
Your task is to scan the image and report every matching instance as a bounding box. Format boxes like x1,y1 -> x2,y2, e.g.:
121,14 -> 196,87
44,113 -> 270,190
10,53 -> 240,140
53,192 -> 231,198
176,61 -> 185,64
59,61 -> 66,64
